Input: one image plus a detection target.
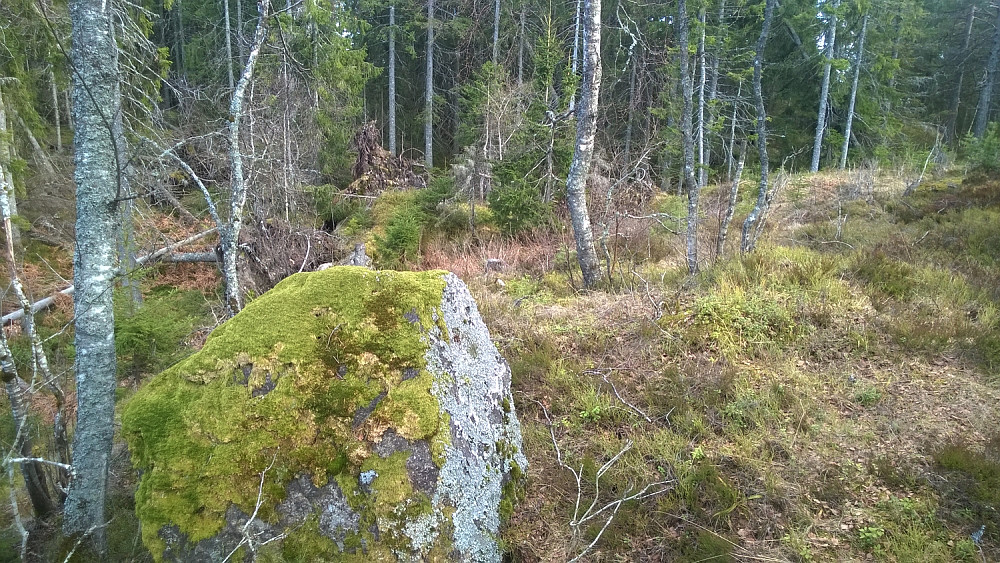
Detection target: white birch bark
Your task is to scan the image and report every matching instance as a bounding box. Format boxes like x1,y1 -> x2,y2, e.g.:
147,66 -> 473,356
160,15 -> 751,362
425,0 -> 435,169
696,7 -> 707,188
839,14 -> 867,169
224,0 -> 235,90
64,0 -> 123,547
741,0 -> 776,254
518,6 -> 525,87
717,138 -> 745,258
389,3 -> 397,155
493,0 -> 501,64
566,0 -> 602,287
51,68 -> 62,153
223,1 -> 269,316
679,0 -> 699,274
569,0 -> 582,112
810,0 -> 839,172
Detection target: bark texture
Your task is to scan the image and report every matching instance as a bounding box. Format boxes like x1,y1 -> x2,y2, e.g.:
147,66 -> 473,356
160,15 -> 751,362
810,0 -> 839,172
839,14 -> 867,169
974,5 -> 1000,138
425,0 -> 434,169
388,3 -> 397,155
679,0 -> 700,274
223,1 -> 269,317
565,0 -> 603,288
741,0 -> 776,254
64,0 -> 123,547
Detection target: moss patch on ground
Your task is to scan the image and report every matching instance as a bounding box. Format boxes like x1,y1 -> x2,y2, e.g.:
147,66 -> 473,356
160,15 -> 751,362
121,267 -> 449,559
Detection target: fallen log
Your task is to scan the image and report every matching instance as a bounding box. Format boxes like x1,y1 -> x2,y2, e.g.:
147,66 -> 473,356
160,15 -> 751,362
2,228 -> 218,325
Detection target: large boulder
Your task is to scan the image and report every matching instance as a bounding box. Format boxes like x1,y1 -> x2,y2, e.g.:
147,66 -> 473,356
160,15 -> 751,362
122,268 -> 527,562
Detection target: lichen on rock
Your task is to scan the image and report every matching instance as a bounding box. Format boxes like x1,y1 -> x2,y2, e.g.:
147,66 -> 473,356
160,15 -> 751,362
122,267 -> 526,562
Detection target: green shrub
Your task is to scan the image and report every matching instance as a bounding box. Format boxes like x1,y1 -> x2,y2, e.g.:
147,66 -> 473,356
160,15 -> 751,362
962,123 -> 1000,175
115,288 -> 206,380
373,200 -> 426,268
488,181 -> 551,235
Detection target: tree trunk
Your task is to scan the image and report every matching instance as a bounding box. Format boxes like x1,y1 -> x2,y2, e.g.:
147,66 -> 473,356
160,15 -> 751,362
810,0 -> 839,172
0,86 -> 21,251
623,56 -> 637,163
223,1 -> 269,317
493,0 -> 501,64
741,0 -> 775,254
726,81 -> 740,182
424,0 -> 434,169
51,68 -> 62,153
224,0 -> 235,90
569,0 -> 582,112
839,14 -> 867,169
518,6 -> 525,87
236,0 -> 245,63
64,0 -> 124,549
388,3 -> 397,155
679,0 -> 699,274
947,5 -> 975,143
696,7 -> 707,188
175,0 -> 186,80
565,0 -> 602,288
0,117 -> 57,518
15,114 -> 55,175
974,5 -> 1000,138
717,139 -> 746,258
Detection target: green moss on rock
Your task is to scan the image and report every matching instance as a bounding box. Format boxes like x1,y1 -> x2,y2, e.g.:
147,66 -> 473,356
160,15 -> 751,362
122,268 -> 449,560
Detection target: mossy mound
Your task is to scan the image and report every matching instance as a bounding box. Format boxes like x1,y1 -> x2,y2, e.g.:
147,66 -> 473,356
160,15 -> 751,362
122,267 -> 526,562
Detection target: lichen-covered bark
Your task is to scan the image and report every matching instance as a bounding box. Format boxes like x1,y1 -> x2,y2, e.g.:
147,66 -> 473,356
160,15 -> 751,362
679,0 -> 700,274
223,1 -> 269,316
810,0 -> 839,172
123,268 -> 525,562
740,0 -> 776,254
64,0 -> 122,547
566,0 -> 602,288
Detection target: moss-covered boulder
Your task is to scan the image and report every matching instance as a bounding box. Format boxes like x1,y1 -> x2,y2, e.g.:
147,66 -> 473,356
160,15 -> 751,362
122,268 -> 527,562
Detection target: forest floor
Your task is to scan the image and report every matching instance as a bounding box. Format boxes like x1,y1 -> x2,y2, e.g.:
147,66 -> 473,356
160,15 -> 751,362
2,165 -> 999,562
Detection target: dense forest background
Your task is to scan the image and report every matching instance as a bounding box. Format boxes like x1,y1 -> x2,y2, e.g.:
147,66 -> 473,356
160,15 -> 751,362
3,0 -> 1000,560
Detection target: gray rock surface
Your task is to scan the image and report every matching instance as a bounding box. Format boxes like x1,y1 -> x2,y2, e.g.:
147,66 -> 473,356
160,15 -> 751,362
123,268 -> 526,562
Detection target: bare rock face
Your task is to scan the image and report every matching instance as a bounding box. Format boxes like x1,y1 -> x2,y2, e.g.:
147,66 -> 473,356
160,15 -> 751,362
122,268 -> 526,562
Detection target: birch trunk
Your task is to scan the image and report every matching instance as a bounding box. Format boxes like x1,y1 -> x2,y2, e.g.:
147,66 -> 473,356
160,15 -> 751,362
64,0 -> 123,547
948,5 -> 976,143
224,0 -> 235,90
389,3 -> 397,155
741,0 -> 776,254
974,5 -> 1000,138
223,1 -> 269,316
623,57 -> 637,163
679,0 -> 699,274
518,6 -> 525,87
726,81 -> 740,181
696,7 -> 707,188
51,68 -> 62,153
425,0 -> 434,169
0,103 -> 57,519
810,0 -> 839,172
839,14 -> 867,169
493,0 -> 501,64
717,139 -> 746,258
565,0 -> 602,288
569,0 -> 582,112
0,86 -> 21,251
15,114 -> 55,175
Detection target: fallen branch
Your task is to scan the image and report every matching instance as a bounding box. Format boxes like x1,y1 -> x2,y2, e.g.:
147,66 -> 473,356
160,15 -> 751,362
2,228 -> 218,325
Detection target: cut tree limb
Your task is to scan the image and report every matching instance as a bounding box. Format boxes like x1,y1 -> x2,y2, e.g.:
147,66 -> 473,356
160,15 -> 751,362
2,228 -> 218,325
